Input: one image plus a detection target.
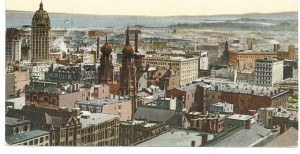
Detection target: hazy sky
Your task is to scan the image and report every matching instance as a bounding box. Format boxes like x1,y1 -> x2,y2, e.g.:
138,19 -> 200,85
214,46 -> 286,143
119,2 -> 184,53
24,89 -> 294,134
5,0 -> 299,16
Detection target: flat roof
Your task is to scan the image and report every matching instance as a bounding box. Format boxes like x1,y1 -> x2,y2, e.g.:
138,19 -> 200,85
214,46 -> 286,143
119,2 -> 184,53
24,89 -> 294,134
6,117 -> 30,126
6,130 -> 50,144
75,98 -> 130,106
226,114 -> 253,121
135,128 -> 213,147
80,113 -> 119,128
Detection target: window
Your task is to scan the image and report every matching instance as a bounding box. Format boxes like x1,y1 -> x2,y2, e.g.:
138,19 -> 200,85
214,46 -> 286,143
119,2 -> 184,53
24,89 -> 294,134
29,140 -> 33,145
23,125 -> 28,132
45,136 -> 49,141
40,137 -> 44,143
34,139 -> 38,145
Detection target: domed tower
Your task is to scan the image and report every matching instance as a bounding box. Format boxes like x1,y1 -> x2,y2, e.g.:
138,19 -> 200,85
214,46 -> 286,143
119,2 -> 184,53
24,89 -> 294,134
31,1 -> 51,62
119,26 -> 137,118
98,35 -> 114,84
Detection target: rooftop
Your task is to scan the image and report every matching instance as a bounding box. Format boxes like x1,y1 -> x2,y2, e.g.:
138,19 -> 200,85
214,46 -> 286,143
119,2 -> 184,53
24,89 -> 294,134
135,128 -> 213,147
5,130 -> 50,145
80,112 -> 119,128
5,117 -> 31,126
264,127 -> 298,147
75,98 -> 130,106
227,114 -> 253,121
211,123 -> 271,147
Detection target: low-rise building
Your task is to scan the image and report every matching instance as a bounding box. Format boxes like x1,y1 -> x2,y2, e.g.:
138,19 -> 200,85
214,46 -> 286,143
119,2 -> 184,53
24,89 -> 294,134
75,98 -> 132,121
208,102 -> 233,114
224,114 -> 255,128
135,128 -> 214,147
79,112 -> 120,146
183,112 -> 225,133
119,120 -> 170,146
6,130 -> 50,146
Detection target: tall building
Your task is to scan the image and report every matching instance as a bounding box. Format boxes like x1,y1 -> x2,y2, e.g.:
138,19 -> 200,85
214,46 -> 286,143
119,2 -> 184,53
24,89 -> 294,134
31,2 -> 51,62
98,35 -> 114,84
255,59 -> 284,87
119,27 -> 137,118
6,28 -> 21,63
220,41 -> 229,66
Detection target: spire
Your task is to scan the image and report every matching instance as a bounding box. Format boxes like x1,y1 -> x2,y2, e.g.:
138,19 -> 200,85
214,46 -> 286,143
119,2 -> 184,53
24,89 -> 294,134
39,1 -> 43,10
225,41 -> 228,51
105,34 -> 108,43
126,26 -> 129,45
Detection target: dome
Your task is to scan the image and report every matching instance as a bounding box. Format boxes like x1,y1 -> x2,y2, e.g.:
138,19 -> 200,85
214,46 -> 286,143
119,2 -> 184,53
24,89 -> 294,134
122,45 -> 134,56
101,43 -> 112,56
32,2 -> 50,27
122,26 -> 134,56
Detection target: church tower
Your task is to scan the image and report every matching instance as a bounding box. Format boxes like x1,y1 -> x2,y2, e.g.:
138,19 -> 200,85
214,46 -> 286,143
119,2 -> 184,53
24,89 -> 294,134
119,27 -> 137,119
31,1 -> 51,62
98,35 -> 114,84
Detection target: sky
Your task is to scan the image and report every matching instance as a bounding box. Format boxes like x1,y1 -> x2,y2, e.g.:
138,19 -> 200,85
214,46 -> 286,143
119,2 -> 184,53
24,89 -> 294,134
5,0 -> 298,16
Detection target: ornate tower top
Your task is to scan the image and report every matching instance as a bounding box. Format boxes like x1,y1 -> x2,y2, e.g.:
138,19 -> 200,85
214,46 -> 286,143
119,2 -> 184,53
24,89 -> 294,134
100,34 -> 112,56
122,26 -> 134,56
32,1 -> 50,27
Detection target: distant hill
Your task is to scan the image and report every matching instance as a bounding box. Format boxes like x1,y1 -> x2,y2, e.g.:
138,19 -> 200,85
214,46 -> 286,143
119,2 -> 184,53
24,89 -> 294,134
6,10 -> 298,29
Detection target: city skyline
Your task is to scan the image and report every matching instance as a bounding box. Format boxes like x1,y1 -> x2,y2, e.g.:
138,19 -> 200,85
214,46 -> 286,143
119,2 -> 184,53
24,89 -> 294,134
6,0 -> 298,16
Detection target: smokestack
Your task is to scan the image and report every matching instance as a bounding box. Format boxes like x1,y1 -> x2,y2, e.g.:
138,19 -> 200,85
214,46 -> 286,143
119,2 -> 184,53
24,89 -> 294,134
191,141 -> 195,147
244,119 -> 251,129
280,124 -> 286,134
135,31 -> 138,53
202,134 -> 208,145
96,37 -> 99,59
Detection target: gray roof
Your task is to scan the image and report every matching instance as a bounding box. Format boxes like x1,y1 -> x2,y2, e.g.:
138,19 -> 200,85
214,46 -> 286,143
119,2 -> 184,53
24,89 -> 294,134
6,117 -> 30,126
80,113 -> 119,128
6,130 -> 50,144
264,127 -> 298,147
135,128 -> 214,147
134,106 -> 176,122
75,98 -> 129,107
211,123 -> 271,147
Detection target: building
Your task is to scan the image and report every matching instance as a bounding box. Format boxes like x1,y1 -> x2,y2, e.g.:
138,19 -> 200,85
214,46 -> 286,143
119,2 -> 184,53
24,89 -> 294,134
256,107 -> 277,128
183,112 -> 225,133
119,120 -> 170,146
79,112 -> 119,146
166,82 -> 208,113
254,59 -> 283,87
208,102 -> 233,114
6,106 -> 81,146
283,60 -> 298,79
220,41 -> 229,66
229,44 -> 295,71
224,114 -> 255,128
144,56 -> 199,86
14,70 -> 30,92
199,51 -> 209,70
98,35 -> 114,84
45,63 -> 97,84
31,2 -> 51,62
205,83 -> 289,115
5,73 -> 15,100
5,117 -> 51,146
273,78 -> 298,96
135,128 -> 214,147
6,28 -> 21,63
75,98 -> 132,121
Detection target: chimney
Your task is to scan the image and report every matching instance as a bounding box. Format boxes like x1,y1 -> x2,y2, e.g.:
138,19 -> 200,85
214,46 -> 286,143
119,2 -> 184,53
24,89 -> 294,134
277,44 -> 280,50
273,44 -> 277,51
244,119 -> 251,129
96,37 -> 99,59
72,107 -> 81,117
270,91 -> 273,96
191,140 -> 195,147
280,124 -> 286,134
18,116 -> 25,121
134,30 -> 138,53
201,134 -> 208,145
215,85 -> 218,91
251,90 -> 254,95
